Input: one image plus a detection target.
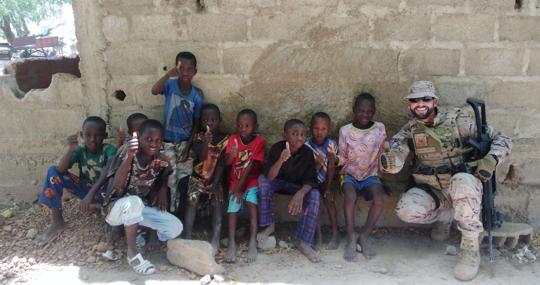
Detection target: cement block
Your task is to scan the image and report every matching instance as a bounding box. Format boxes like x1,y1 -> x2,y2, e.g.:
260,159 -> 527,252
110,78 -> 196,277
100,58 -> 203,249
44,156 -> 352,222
320,15 -> 369,43
105,46 -> 157,76
373,12 -> 431,41
157,44 -> 220,75
102,15 -> 129,43
529,49 -> 540,76
399,49 -> 460,80
527,191 -> 540,230
433,14 -> 495,42
434,80 -> 488,107
500,17 -> 540,42
218,0 -> 277,9
484,109 -> 518,138
281,0 -> 338,6
251,13 -> 314,40
464,49 -> 524,76
488,81 -> 540,109
406,0 -> 465,5
223,47 -> 265,74
342,0 -> 401,8
167,239 -> 225,275
469,0 -> 516,14
130,15 -> 178,41
190,14 -> 247,41
516,112 -> 540,139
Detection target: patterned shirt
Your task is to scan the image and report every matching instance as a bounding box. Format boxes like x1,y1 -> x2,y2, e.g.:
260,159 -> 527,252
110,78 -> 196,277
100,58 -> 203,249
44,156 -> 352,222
126,153 -> 170,199
69,143 -> 117,185
338,122 -> 387,181
191,132 -> 229,186
305,137 -> 338,184
162,80 -> 204,143
226,133 -> 266,194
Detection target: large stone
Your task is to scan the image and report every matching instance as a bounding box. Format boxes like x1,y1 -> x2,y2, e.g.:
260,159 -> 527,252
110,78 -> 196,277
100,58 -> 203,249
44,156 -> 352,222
464,49 -> 524,76
373,12 -> 431,41
166,239 -> 225,276
500,16 -> 540,42
433,14 -> 495,42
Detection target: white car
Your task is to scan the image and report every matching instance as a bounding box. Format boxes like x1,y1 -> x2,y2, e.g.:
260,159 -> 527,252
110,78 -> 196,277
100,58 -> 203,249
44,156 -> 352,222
0,43 -> 13,60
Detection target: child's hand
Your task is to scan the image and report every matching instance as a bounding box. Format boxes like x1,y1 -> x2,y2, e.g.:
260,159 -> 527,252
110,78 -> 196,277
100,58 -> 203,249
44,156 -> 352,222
314,154 -> 324,171
179,148 -> 189,162
166,61 -> 181,77
116,127 -> 126,147
231,190 -> 244,205
231,137 -> 239,158
154,188 -> 168,211
79,192 -> 93,213
279,142 -> 291,163
127,132 -> 138,157
67,133 -> 78,149
211,184 -> 224,203
203,125 -> 213,145
327,150 -> 337,169
288,191 -> 305,215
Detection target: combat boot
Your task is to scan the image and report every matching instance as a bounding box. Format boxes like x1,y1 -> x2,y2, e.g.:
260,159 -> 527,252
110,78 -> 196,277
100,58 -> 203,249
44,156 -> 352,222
454,233 -> 480,281
431,220 -> 451,241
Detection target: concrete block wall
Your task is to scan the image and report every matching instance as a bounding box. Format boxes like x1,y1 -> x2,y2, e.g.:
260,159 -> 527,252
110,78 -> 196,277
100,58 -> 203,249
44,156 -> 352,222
1,0 -> 539,228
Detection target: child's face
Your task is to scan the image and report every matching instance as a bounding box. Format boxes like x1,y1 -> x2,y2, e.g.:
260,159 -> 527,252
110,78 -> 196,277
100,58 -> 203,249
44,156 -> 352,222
201,109 -> 220,133
310,118 -> 330,145
283,124 -> 307,153
236,114 -> 257,141
128,118 -> 146,136
353,100 -> 375,127
177,59 -> 197,83
138,128 -> 163,157
80,122 -> 107,153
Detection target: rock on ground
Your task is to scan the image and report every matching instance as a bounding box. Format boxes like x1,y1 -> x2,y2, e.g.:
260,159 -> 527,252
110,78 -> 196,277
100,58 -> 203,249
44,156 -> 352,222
167,239 -> 225,276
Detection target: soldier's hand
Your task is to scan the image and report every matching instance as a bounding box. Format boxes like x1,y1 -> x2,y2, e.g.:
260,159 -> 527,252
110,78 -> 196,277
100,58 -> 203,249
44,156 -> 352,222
380,151 -> 402,174
475,155 -> 497,182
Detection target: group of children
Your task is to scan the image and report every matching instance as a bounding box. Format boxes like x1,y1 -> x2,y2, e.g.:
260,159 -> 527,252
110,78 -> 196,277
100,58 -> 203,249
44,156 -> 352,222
37,51 -> 388,274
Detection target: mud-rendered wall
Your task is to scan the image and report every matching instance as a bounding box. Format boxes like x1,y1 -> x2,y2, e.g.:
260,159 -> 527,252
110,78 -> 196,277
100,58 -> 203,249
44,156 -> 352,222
1,0 -> 540,229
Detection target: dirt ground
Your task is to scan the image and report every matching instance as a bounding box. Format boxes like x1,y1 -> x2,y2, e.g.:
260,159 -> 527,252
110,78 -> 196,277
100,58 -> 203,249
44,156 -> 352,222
1,200 -> 539,285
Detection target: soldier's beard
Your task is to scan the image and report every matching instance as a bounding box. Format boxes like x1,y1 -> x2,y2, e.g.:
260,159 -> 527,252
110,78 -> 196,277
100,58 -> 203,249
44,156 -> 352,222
411,106 -> 435,120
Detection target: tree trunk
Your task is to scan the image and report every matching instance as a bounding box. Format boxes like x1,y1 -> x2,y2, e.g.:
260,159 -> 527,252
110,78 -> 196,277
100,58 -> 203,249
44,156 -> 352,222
1,16 -> 16,44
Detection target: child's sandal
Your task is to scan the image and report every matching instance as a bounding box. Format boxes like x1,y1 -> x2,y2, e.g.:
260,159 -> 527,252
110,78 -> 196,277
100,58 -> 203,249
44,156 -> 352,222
127,253 -> 155,275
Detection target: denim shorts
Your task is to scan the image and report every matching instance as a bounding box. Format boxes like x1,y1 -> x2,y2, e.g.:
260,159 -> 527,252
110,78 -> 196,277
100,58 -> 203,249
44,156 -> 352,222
342,175 -> 382,201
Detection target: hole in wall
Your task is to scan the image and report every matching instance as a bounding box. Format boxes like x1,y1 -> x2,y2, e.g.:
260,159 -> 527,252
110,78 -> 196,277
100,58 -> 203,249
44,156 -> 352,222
515,0 -> 523,10
114,90 -> 127,101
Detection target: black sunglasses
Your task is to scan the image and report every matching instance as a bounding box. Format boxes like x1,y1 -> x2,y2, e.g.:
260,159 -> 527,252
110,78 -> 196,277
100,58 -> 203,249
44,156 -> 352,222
408,97 -> 434,103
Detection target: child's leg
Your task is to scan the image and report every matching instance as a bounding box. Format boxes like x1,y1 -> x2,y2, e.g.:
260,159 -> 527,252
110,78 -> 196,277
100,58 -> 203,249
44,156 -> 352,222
139,206 -> 183,242
342,178 -> 358,261
38,166 -> 85,244
183,178 -> 203,239
211,194 -> 223,256
226,212 -> 238,263
358,183 -> 385,258
295,187 -> 321,263
245,187 -> 259,263
323,192 -> 340,250
257,175 -> 279,243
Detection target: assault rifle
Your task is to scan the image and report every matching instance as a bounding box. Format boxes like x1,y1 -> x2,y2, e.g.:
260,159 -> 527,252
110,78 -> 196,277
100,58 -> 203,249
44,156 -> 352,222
466,98 -> 503,262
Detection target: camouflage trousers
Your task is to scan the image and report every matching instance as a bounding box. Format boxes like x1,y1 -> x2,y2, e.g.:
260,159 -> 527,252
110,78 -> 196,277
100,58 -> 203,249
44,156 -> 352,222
395,172 -> 484,234
163,141 -> 194,212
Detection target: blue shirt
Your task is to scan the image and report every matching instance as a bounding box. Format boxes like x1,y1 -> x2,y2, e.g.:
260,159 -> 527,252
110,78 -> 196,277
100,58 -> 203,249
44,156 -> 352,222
162,79 -> 203,143
305,137 -> 338,184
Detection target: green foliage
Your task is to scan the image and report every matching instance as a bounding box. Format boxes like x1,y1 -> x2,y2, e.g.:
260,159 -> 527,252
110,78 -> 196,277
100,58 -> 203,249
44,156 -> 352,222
0,0 -> 71,38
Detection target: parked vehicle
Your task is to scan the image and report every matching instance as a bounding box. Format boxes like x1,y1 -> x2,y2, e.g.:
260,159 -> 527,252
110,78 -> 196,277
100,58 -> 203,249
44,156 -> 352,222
0,43 -> 13,60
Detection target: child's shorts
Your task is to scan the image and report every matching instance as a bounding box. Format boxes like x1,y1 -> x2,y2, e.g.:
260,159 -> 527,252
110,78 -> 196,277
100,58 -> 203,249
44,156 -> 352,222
227,186 -> 258,213
187,177 -> 213,207
341,175 -> 382,201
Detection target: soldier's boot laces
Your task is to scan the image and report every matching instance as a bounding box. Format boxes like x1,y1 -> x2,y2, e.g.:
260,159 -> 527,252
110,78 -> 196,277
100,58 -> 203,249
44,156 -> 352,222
431,220 -> 451,241
454,234 -> 480,281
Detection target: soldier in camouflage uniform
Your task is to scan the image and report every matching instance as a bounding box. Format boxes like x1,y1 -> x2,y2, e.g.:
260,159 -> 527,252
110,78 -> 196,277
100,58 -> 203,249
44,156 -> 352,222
380,81 -> 512,281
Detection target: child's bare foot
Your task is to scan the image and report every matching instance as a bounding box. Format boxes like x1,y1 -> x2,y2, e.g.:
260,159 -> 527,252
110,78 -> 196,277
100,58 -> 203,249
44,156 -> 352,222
225,242 -> 237,263
326,233 -> 340,250
246,239 -> 257,263
37,221 -> 64,246
314,232 -> 323,252
256,224 -> 275,244
344,233 -> 358,261
211,236 -> 220,256
296,241 -> 321,263
358,232 -> 375,258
